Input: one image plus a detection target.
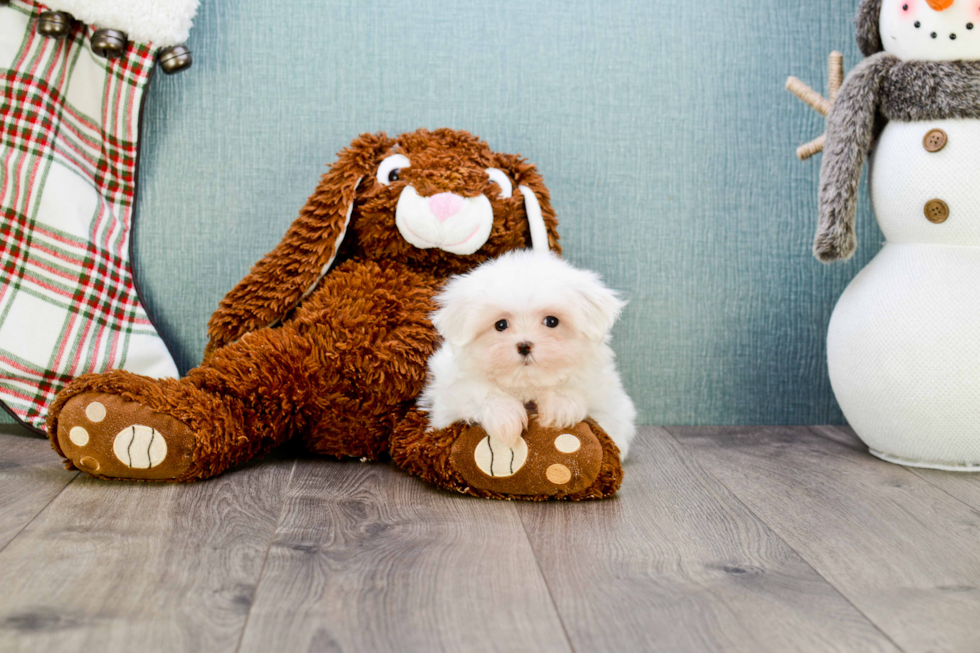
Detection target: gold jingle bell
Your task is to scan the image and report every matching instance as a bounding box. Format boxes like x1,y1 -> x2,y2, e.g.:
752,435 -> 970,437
37,11 -> 73,38
158,45 -> 192,74
91,29 -> 127,58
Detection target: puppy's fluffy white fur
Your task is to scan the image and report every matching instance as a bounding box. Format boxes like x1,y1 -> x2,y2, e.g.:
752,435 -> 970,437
419,250 -> 637,460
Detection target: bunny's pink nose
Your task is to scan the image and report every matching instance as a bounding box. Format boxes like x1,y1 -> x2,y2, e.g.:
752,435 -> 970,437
429,193 -> 465,222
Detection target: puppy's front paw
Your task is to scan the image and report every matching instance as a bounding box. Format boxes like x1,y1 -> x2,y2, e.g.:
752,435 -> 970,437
481,399 -> 528,449
538,391 -> 588,429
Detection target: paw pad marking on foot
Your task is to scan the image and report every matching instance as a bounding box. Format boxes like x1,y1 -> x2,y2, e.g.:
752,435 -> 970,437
85,401 -> 106,423
112,426 -> 167,469
546,464 -> 572,485
69,426 -> 89,446
474,436 -> 528,478
554,433 -> 581,453
79,456 -> 100,472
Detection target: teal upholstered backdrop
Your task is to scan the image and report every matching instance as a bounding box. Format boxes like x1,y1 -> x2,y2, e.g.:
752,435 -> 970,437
4,0 -> 885,426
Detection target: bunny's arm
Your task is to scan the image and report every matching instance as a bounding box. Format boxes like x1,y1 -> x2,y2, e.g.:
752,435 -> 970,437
815,52 -> 896,262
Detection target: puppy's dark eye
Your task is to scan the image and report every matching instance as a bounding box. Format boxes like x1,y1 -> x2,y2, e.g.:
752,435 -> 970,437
495,319 -> 509,332
544,316 -> 559,328
388,169 -> 401,183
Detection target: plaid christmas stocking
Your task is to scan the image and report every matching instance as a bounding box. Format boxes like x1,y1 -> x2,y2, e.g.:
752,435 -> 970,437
0,0 -> 197,432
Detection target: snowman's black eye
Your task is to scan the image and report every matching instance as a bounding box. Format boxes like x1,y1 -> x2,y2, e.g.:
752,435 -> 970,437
495,320 -> 509,332
543,316 -> 559,328
388,169 -> 401,183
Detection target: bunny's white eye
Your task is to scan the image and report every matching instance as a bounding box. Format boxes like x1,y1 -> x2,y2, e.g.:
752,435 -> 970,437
377,154 -> 411,186
485,168 -> 513,199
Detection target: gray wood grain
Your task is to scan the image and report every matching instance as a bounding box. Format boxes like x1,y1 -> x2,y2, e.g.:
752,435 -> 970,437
814,425 -> 980,513
0,428 -> 77,552
237,457 -> 571,653
517,427 -> 898,653
4,425 -> 979,652
0,455 -> 292,652
808,425 -> 866,451
904,467 -> 980,513
672,425 -> 980,653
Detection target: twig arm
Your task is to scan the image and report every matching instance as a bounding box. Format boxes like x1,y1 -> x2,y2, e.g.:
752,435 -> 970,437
786,77 -> 831,117
796,135 -> 826,161
828,51 -> 844,102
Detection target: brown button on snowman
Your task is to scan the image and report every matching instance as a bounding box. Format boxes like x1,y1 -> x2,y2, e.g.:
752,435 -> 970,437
790,0 -> 980,470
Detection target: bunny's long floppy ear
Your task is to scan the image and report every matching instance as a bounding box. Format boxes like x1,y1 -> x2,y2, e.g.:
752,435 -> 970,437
494,153 -> 561,255
205,133 -> 392,354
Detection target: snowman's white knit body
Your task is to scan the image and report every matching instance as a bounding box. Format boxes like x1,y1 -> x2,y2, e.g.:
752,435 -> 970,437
827,0 -> 980,470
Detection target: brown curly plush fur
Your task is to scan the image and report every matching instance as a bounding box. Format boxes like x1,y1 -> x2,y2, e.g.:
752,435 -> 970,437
46,129 -> 620,500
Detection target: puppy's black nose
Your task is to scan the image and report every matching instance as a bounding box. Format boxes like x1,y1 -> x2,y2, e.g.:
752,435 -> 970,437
517,341 -> 533,356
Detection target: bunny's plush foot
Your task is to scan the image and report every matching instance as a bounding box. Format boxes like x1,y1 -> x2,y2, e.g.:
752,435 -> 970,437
46,370 -> 251,482
52,391 -> 196,481
391,410 -> 623,500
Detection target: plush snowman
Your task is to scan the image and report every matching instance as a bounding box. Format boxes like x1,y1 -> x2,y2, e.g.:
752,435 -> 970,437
792,0 -> 980,470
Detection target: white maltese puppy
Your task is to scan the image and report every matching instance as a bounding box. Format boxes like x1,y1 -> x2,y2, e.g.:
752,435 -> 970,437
419,250 -> 637,459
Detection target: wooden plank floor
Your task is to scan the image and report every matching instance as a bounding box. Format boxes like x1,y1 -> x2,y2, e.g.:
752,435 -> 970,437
2,423 -> 979,652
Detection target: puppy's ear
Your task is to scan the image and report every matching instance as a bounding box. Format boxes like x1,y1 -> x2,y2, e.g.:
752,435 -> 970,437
493,153 -> 561,255
572,272 -> 626,342
206,132 -> 394,354
431,275 -> 484,349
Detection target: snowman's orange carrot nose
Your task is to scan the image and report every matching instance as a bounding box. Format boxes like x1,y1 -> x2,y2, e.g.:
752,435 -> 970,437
926,0 -> 954,10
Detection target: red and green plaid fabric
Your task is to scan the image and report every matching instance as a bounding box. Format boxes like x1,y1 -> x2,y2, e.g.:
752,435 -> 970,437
0,0 -> 178,432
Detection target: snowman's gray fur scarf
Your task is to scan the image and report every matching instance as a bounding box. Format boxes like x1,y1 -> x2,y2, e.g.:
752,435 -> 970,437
816,53 -> 980,262
856,0 -> 885,58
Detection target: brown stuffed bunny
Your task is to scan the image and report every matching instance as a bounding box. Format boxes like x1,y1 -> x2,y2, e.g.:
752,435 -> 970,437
45,128 -> 623,500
